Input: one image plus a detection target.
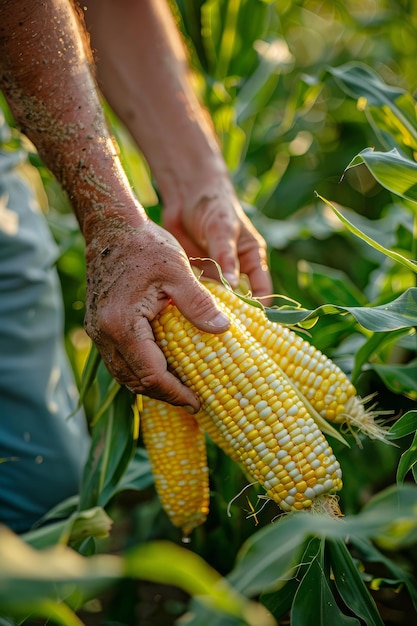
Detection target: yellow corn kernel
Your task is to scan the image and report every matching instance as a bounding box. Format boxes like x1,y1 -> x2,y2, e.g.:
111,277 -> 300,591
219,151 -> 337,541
151,299 -> 343,513
202,279 -> 385,441
140,397 -> 209,536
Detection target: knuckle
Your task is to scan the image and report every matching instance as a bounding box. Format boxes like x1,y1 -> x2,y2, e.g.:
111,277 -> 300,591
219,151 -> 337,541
139,371 -> 165,391
192,285 -> 217,312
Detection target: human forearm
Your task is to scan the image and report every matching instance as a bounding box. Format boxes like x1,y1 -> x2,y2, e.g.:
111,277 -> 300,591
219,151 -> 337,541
83,0 -> 225,209
0,0 -> 147,239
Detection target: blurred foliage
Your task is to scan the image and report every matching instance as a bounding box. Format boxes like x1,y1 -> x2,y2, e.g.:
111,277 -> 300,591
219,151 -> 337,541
3,0 -> 417,625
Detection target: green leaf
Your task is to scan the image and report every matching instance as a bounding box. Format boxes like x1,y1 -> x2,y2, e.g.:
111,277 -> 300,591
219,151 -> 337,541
351,331 -> 393,382
22,507 -> 113,549
316,193 -> 417,273
265,288 -> 417,330
291,539 -> 359,626
1,528 -> 263,626
183,597 -> 275,626
351,328 -> 412,382
327,63 -> 417,151
124,541 -> 273,626
371,359 -> 417,398
236,34 -> 293,123
396,430 -> 417,485
351,536 -> 417,610
226,485 -> 417,597
297,261 -> 368,307
213,0 -> 242,79
328,539 -> 384,626
328,62 -> 410,109
0,526 -> 122,614
79,387 -> 138,510
89,366 -> 121,428
105,102 -> 158,207
66,342 -> 100,420
113,447 -> 154,494
12,600 -> 85,626
31,495 -> 80,529
260,578 -> 300,622
389,410 -> 417,439
360,484 -> 417,550
346,148 -> 417,207
259,538 -> 321,620
226,512 -> 311,596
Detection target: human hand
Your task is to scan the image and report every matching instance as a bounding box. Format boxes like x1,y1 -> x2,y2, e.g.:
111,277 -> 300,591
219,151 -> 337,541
162,171 -> 272,301
84,218 -> 230,410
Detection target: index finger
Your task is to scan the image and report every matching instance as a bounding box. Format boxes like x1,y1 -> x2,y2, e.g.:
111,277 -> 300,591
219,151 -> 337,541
113,321 -> 201,411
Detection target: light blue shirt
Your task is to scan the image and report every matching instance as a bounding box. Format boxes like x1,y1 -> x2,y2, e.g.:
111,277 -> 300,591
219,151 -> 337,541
0,110 -> 89,532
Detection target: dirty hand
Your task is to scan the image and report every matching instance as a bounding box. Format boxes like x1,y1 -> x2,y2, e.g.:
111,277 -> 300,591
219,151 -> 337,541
162,173 -> 272,300
84,218 -> 230,410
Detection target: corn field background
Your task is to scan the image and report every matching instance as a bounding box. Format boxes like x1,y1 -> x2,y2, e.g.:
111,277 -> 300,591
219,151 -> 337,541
2,0 -> 417,624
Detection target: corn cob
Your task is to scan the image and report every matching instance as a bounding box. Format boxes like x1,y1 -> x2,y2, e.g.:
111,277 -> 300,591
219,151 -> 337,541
151,299 -> 343,513
202,279 -> 384,441
140,396 -> 210,536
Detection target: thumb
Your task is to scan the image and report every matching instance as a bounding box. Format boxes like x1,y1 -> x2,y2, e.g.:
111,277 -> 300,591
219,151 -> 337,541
169,275 -> 230,335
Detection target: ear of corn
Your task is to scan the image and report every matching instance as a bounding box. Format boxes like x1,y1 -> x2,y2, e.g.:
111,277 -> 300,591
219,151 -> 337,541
202,279 -> 385,442
151,297 -> 343,513
140,396 -> 210,536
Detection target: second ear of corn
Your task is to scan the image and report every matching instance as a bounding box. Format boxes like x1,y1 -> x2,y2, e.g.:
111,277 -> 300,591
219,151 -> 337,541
141,279 -> 381,536
141,396 -> 210,536
202,279 -> 383,441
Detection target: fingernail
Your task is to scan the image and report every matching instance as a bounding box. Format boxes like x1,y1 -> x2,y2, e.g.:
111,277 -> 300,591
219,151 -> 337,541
184,404 -> 197,414
206,312 -> 230,328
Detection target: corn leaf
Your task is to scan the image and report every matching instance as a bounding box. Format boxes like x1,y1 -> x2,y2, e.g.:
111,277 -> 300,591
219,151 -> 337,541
0,525 -> 122,613
345,148 -> 417,208
328,62 -> 411,110
297,261 -> 368,307
351,485 -> 417,551
1,528 -> 259,626
105,102 -> 158,207
265,288 -> 417,330
351,536 -> 417,610
89,362 -> 121,427
79,386 -> 137,510
291,540 -> 359,626
5,600 -> 85,626
260,578 -> 300,622
351,330 -> 406,382
396,431 -> 417,485
66,343 -> 101,420
317,193 -> 417,273
112,447 -> 153,495
227,512 -> 311,596
22,507 -> 112,549
227,484 -> 417,596
124,541 -> 239,608
327,63 -> 417,152
389,410 -> 417,439
371,360 -> 417,398
389,411 -> 417,483
182,598 -> 276,626
328,538 -> 384,626
259,538 -> 321,621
